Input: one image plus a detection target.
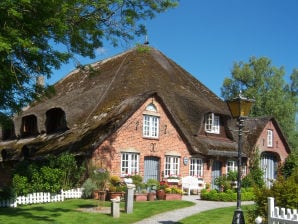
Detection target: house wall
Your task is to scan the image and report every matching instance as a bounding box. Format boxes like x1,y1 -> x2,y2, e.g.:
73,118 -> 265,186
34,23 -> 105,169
255,121 -> 289,162
92,97 -> 196,180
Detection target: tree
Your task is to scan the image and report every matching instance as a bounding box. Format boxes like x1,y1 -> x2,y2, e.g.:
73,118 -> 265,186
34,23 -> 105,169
221,57 -> 298,152
0,0 -> 177,117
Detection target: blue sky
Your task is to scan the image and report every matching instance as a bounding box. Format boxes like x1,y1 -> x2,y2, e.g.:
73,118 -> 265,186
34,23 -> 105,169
49,0 -> 298,97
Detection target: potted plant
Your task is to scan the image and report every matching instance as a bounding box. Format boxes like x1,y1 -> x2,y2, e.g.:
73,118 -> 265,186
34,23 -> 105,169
164,186 -> 183,200
146,179 -> 158,201
156,181 -> 167,200
131,174 -> 148,201
82,167 -> 110,200
108,175 -> 126,200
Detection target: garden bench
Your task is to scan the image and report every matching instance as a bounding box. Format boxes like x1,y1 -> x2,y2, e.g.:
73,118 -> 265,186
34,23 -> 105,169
182,176 -> 205,195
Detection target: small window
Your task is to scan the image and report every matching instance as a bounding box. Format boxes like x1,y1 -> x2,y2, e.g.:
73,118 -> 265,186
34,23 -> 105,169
143,103 -> 159,138
267,130 -> 273,147
205,113 -> 220,134
227,160 -> 237,173
164,156 -> 180,177
189,158 -> 203,177
121,153 -> 139,176
227,160 -> 246,176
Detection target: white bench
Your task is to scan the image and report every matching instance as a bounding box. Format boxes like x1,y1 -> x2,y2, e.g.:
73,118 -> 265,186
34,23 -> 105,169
182,176 -> 205,195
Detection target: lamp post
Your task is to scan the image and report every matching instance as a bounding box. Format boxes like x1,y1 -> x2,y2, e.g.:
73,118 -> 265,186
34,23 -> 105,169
227,93 -> 254,224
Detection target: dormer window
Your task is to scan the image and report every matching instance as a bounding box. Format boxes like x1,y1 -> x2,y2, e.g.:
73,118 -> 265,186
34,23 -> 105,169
205,113 -> 220,134
143,103 -> 160,138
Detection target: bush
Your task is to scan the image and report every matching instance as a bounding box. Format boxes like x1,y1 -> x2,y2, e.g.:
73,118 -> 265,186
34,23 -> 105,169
81,178 -> 97,198
247,168 -> 298,223
11,153 -> 83,196
200,188 -> 254,202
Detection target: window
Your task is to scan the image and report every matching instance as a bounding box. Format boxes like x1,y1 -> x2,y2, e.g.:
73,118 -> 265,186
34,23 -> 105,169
189,158 -> 203,177
143,103 -> 159,138
164,156 -> 180,177
121,153 -> 139,176
205,113 -> 220,134
227,160 -> 237,173
267,130 -> 273,147
226,160 -> 246,176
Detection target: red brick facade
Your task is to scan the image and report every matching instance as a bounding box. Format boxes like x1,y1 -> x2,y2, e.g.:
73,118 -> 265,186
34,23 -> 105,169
93,96 -> 195,180
91,97 -> 290,187
256,121 -> 288,163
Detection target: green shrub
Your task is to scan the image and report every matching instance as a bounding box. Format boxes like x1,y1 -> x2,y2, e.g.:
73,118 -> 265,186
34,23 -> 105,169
200,188 -> 254,202
12,174 -> 30,196
12,153 -> 83,196
247,168 -> 298,223
81,178 -> 97,198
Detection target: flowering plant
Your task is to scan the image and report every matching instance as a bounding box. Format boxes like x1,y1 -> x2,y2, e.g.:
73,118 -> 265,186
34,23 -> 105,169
158,181 -> 168,190
165,186 -> 183,194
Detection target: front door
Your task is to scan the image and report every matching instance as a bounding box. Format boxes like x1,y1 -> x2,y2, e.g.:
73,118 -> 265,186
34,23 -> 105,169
144,156 -> 160,183
211,160 -> 222,190
261,152 -> 278,188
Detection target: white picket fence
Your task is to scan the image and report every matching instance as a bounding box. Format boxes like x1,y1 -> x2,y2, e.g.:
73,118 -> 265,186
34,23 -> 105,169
0,188 -> 83,208
268,197 -> 298,224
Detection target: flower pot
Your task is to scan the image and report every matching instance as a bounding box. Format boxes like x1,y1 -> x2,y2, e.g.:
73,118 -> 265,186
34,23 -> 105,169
134,193 -> 148,201
108,192 -> 123,200
156,190 -> 166,200
147,192 -> 155,201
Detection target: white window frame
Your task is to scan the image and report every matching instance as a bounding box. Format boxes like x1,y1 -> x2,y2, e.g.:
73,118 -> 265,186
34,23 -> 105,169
164,156 -> 180,177
121,153 -> 139,176
227,160 -> 237,173
189,158 -> 203,177
205,113 -> 220,134
143,115 -> 159,138
227,160 -> 247,176
267,129 -> 273,147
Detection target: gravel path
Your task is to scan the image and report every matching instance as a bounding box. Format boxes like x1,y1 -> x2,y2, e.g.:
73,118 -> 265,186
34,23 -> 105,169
133,195 -> 254,224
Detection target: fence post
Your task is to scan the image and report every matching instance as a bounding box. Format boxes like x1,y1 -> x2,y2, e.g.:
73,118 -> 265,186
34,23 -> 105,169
268,197 -> 274,224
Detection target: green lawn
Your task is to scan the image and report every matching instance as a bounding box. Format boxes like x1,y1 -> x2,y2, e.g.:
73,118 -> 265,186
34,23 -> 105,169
0,199 -> 194,224
179,205 -> 254,224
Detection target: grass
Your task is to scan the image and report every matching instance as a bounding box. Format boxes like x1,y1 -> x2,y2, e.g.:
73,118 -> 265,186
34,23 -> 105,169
179,204 -> 254,224
0,199 -> 195,224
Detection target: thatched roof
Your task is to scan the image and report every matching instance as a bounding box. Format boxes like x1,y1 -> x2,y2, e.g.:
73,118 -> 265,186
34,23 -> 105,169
1,46 -> 289,160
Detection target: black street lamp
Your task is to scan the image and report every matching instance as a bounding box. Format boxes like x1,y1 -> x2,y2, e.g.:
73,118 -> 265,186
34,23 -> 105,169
227,93 -> 254,224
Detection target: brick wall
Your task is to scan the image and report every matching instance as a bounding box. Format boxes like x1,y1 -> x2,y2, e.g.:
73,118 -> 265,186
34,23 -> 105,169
256,121 -> 289,162
93,96 -> 194,180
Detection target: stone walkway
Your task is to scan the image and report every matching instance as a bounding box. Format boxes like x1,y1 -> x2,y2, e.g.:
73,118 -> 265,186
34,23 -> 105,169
133,195 -> 254,224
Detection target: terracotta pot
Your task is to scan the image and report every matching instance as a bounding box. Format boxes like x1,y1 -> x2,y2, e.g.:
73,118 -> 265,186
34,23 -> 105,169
156,190 -> 166,200
134,193 -> 148,201
165,193 -> 182,200
93,190 -> 107,200
147,192 -> 155,201
108,192 -> 123,200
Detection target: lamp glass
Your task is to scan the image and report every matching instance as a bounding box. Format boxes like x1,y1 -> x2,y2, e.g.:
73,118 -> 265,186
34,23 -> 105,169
227,97 -> 254,118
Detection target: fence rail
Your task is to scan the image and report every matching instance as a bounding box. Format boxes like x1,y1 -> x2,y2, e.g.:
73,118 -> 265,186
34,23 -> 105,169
0,188 -> 83,208
268,197 -> 298,224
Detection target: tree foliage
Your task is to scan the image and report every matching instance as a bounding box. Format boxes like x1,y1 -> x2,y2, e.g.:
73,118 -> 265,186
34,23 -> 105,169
0,0 -> 177,116
221,57 -> 298,152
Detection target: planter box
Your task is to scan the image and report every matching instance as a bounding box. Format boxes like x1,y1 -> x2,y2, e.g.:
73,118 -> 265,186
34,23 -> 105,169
165,194 -> 182,200
134,193 -> 148,201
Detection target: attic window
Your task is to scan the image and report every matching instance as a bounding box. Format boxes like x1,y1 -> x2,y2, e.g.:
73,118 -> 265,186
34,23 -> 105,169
205,113 -> 220,134
46,108 -> 68,134
143,103 -> 160,138
267,129 -> 273,147
146,103 -> 157,112
21,115 -> 38,138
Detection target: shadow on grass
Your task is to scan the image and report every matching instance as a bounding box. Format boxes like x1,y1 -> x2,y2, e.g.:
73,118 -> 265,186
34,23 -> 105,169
0,205 -> 72,222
